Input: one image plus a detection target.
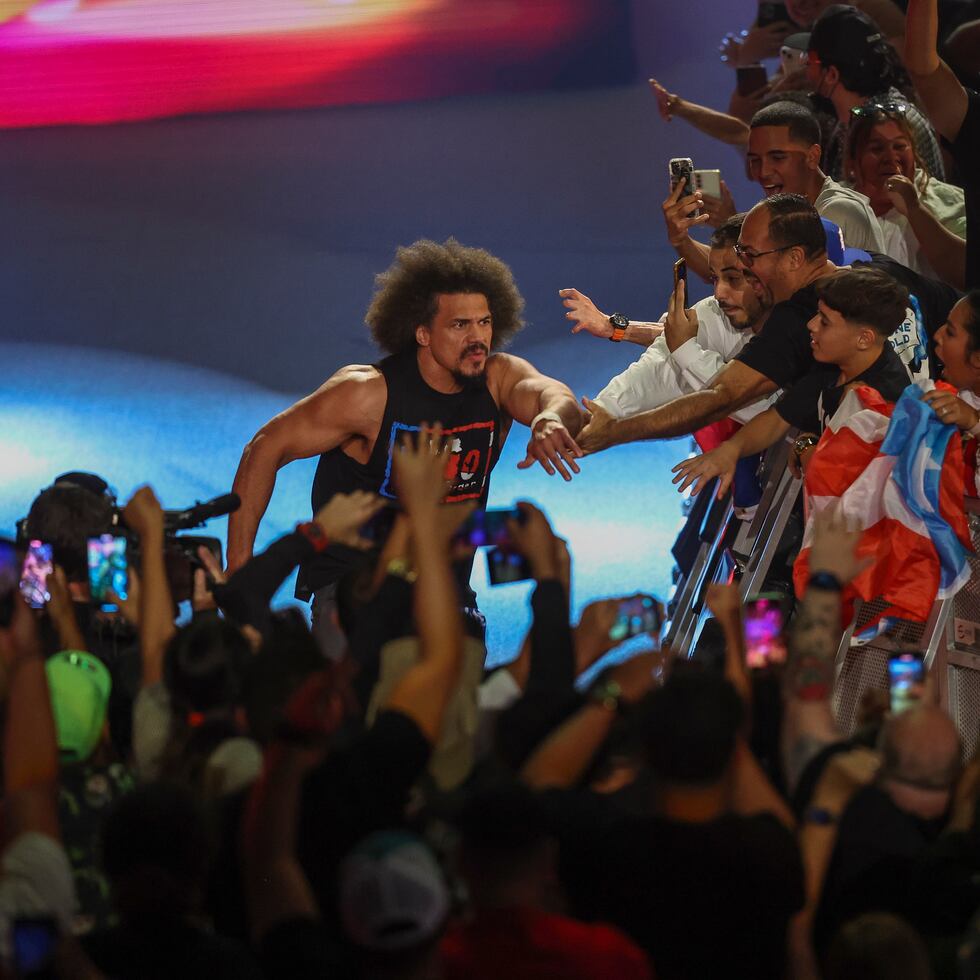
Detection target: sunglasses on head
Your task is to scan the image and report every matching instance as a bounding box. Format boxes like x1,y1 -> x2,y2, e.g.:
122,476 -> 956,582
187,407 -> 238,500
850,100 -> 910,119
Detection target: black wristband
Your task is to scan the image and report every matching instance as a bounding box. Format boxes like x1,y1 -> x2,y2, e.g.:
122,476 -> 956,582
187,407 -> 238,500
810,571 -> 843,592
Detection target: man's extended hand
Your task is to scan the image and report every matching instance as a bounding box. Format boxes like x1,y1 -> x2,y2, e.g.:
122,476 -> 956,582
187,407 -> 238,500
664,277 -> 700,352
517,416 -> 583,481
576,397 -> 620,456
671,443 -> 739,498
559,287 -> 612,338
662,178 -> 709,247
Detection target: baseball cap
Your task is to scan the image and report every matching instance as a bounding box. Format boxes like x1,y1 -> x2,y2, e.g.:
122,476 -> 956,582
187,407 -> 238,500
339,831 -> 450,951
46,650 -> 111,762
808,5 -> 883,68
782,32 -> 811,51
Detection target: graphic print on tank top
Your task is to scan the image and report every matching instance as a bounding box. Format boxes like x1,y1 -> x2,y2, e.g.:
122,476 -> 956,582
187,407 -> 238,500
378,419 -> 496,501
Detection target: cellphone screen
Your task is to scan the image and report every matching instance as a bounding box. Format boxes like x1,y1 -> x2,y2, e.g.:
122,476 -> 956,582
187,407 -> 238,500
744,593 -> 787,668
457,508 -> 521,549
20,540 -> 53,610
609,595 -> 662,643
889,654 -> 925,714
486,547 -> 532,586
88,535 -> 128,611
12,917 -> 59,974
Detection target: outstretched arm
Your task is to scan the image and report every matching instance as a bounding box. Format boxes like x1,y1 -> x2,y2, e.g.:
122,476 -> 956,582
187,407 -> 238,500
491,353 -> 585,482
578,359 -> 776,455
904,0 -> 968,142
559,287 -> 663,347
227,367 -> 383,570
649,78 -> 751,147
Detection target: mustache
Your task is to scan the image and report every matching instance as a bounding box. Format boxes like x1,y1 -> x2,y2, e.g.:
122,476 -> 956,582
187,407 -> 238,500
463,344 -> 489,356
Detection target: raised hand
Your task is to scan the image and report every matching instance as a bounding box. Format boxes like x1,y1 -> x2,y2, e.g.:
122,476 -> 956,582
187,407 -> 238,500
313,490 -> 386,549
649,77 -> 678,121
123,485 -> 165,540
699,179 -> 737,229
393,422 -> 450,514
559,287 -> 612,338
884,173 -> 920,217
662,177 -> 709,247
664,277 -> 700,352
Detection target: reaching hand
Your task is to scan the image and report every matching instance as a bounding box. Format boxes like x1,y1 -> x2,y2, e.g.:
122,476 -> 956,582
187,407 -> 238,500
812,746 -> 882,809
574,598 -> 625,674
648,77 -> 678,121
923,388 -> 980,431
576,397 -> 619,456
671,443 -> 739,498
559,287 -> 612,338
884,173 -> 920,217
123,485 -> 165,539
517,415 -> 583,481
699,180 -> 737,229
393,422 -> 450,515
608,650 -> 663,703
662,178 -> 709,247
705,581 -> 742,623
664,277 -> 700,352
314,490 -> 386,549
807,505 -> 873,585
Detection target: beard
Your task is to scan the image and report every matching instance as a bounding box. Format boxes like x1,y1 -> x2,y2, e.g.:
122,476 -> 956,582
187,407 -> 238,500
451,345 -> 490,389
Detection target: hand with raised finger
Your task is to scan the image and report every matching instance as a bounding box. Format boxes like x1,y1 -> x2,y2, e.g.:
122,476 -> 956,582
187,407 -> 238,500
664,278 -> 700,352
671,444 -> 737,498
393,423 -> 449,514
923,388 -> 980,431
518,416 -> 583,481
576,397 -> 618,456
884,173 -> 920,218
314,490 -> 386,549
559,287 -> 612,338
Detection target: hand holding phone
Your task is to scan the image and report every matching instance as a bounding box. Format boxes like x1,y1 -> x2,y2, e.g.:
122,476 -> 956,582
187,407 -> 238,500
455,507 -> 523,549
486,546 -> 532,586
608,594 -> 663,642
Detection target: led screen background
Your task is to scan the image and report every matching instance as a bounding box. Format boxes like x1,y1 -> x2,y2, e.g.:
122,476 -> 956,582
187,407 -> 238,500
0,0 -> 633,128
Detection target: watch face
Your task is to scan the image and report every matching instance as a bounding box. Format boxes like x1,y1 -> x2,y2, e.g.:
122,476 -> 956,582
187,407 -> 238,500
609,313 -> 629,329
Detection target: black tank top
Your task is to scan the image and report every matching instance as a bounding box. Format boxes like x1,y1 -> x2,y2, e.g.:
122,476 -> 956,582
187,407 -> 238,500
296,349 -> 503,597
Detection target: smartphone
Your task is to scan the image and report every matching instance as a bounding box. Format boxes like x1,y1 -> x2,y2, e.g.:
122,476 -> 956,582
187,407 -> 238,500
609,595 -> 663,643
12,916 -> 59,975
668,157 -> 695,198
673,258 -> 687,290
486,546 -> 532,586
87,534 -> 128,612
20,540 -> 53,610
736,64 -> 769,97
757,1 -> 791,27
0,538 -> 19,627
889,653 -> 925,714
359,505 -> 399,545
693,168 -> 722,199
456,507 -> 523,549
744,592 -> 788,668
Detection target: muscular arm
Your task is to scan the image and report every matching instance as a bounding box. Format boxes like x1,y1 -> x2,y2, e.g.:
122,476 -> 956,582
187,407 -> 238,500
493,353 -> 582,435
904,0 -> 968,141
227,366 -> 382,570
580,359 -> 776,453
671,97 -> 751,147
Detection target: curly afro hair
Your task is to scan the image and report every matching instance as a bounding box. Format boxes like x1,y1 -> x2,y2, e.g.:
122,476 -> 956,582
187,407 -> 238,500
365,238 -> 525,355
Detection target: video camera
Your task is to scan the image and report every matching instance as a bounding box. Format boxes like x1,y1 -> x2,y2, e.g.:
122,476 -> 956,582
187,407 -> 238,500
16,473 -> 239,606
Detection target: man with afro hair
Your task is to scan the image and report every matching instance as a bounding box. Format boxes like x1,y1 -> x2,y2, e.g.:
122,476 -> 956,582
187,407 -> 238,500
228,239 -> 583,651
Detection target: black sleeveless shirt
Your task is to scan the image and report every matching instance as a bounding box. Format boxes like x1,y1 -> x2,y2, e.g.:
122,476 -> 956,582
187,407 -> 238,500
295,349 -> 503,597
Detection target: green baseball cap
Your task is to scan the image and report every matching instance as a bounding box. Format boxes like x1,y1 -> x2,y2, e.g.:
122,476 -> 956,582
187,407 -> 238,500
45,651 -> 112,763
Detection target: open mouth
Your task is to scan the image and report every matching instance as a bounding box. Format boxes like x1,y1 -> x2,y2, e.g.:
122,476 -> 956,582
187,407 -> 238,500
762,183 -> 782,195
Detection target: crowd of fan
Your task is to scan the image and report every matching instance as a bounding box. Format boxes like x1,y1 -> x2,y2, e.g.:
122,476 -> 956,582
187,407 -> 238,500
4,0 -> 980,978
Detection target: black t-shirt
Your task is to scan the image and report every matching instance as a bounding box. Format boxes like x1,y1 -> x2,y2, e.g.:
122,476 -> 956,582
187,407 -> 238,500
775,343 -> 910,434
735,256 -> 960,388
952,88 -> 980,290
540,789 -> 805,980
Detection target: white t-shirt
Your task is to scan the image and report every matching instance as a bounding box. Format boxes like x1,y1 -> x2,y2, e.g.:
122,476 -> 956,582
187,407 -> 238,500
815,176 -> 888,255
593,296 -> 776,425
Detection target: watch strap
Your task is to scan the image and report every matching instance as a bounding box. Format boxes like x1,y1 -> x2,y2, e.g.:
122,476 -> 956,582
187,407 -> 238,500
809,571 -> 843,592
296,521 -> 331,553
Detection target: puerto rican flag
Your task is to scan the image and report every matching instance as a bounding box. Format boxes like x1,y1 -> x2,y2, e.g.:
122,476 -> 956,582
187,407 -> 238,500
793,381 -> 972,641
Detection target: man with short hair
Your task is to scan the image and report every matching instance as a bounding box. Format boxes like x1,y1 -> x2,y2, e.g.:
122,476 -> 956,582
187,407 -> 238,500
227,239 -> 583,651
578,194 -> 958,455
671,267 -> 912,497
561,214 -> 774,425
